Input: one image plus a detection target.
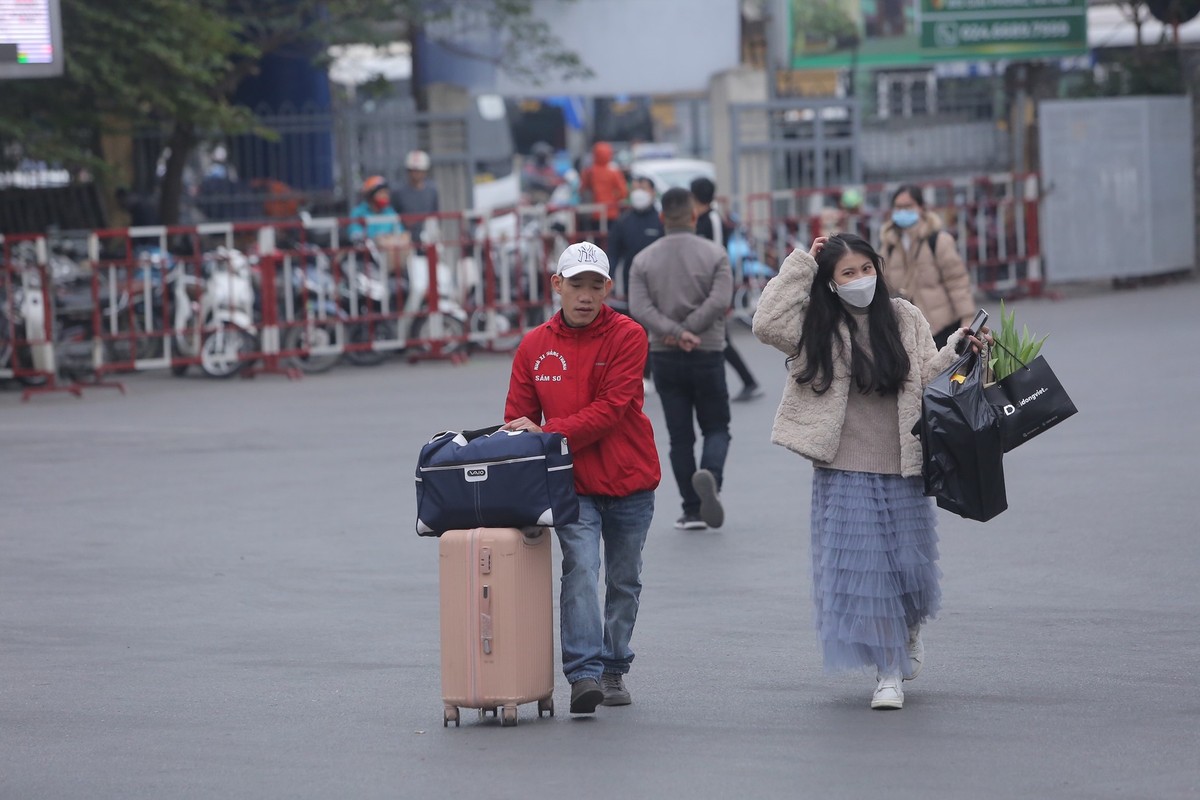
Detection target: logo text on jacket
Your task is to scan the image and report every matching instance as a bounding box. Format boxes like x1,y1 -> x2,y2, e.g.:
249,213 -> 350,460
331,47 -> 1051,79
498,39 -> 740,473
533,350 -> 569,383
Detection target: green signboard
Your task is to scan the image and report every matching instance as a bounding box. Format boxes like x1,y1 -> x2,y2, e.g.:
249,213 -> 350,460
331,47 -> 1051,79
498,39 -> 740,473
788,0 -> 1088,69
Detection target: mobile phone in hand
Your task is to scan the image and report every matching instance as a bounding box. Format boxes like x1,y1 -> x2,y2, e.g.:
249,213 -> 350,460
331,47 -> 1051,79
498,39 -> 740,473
967,309 -> 988,336
956,309 -> 989,353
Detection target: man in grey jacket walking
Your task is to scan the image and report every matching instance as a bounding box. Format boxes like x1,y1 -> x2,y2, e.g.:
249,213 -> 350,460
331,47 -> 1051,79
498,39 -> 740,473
629,188 -> 734,531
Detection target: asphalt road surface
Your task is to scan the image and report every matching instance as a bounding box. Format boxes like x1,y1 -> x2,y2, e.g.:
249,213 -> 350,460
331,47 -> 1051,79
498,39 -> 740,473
3,278 -> 1199,799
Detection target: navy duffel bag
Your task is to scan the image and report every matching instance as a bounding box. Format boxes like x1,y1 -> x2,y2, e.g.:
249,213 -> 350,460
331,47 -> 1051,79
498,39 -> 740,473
415,426 -> 580,536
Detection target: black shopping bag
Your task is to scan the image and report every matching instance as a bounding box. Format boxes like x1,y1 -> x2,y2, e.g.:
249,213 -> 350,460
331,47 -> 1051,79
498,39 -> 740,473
916,350 -> 1008,522
983,353 -> 1078,452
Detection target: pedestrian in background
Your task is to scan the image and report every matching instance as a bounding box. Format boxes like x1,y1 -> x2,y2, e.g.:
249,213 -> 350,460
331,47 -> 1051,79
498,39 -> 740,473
752,232 -> 991,711
579,141 -> 628,228
393,150 -> 439,241
878,184 -> 975,349
691,177 -> 763,402
609,177 -> 664,303
629,187 -> 733,531
503,242 -> 660,714
348,176 -> 406,241
608,176 -> 664,390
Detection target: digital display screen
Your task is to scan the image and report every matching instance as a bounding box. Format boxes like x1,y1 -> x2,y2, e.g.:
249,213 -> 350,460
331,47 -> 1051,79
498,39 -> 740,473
0,0 -> 63,78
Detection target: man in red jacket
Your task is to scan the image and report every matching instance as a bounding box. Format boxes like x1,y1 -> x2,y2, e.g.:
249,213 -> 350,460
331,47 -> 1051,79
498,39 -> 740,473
503,242 -> 660,715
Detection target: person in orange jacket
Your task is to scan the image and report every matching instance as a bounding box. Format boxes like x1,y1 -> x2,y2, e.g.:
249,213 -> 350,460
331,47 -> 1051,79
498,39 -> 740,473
580,142 -> 628,224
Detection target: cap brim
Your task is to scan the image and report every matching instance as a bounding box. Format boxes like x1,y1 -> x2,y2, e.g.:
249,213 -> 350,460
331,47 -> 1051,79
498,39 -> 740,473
558,265 -> 610,279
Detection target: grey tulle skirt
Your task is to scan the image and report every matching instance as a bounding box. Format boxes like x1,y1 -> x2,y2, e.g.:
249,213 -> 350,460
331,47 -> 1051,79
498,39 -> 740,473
810,467 -> 942,675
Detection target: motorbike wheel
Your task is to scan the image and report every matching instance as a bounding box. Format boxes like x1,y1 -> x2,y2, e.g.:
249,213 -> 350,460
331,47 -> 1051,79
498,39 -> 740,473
200,324 -> 254,378
10,344 -> 49,387
283,322 -> 342,375
468,309 -> 522,353
408,315 -> 468,359
106,312 -> 162,368
344,320 -> 398,367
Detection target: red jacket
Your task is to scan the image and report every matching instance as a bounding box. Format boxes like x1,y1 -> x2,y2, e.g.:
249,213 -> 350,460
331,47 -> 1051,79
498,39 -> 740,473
505,304 -> 660,497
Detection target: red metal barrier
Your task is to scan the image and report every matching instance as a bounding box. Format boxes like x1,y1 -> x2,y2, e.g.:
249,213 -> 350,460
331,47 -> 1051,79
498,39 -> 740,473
3,207 -> 632,396
744,173 -> 1044,301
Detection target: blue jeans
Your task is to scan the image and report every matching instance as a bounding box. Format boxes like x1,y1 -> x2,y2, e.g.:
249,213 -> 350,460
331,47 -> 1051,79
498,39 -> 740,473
555,491 -> 654,684
651,349 -> 732,514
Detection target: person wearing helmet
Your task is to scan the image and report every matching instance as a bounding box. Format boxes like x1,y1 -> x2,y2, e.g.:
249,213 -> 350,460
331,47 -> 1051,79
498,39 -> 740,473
348,176 -> 404,240
819,185 -> 867,238
393,150 -> 440,242
521,142 -> 563,203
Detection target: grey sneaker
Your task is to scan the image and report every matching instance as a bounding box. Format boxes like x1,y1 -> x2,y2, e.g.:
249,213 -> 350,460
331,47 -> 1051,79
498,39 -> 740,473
601,673 -> 631,706
569,677 -> 604,714
675,513 -> 707,530
691,469 -> 725,529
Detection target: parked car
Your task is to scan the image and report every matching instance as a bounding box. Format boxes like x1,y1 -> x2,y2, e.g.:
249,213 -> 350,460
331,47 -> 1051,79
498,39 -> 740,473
629,158 -> 716,197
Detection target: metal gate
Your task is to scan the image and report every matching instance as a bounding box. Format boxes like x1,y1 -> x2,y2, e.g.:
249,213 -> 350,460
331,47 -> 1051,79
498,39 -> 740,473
131,104 -> 476,224
729,98 -> 862,210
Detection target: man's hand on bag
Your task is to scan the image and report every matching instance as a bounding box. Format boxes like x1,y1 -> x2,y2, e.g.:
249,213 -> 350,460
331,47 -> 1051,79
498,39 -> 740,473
502,417 -> 543,433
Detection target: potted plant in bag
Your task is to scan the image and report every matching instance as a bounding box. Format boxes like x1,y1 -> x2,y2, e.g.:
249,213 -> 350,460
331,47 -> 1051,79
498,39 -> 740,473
983,301 -> 1077,450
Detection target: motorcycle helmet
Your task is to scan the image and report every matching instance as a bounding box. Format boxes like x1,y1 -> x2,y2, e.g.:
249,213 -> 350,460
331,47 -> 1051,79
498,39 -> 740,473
404,150 -> 431,172
361,175 -> 389,199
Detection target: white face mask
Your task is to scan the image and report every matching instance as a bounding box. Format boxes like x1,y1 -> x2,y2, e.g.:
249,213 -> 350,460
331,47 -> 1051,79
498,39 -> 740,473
829,275 -> 877,308
630,188 -> 653,211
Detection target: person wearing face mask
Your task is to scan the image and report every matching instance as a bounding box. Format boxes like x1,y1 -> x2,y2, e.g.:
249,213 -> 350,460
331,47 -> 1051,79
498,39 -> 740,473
878,184 -> 976,349
608,177 -> 665,302
752,233 -> 991,712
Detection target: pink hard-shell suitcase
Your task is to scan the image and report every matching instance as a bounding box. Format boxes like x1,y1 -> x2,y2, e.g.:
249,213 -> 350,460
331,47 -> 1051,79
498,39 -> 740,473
438,527 -> 555,727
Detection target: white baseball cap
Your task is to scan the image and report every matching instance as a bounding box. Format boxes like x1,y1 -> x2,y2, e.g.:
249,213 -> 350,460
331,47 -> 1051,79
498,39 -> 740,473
556,242 -> 611,279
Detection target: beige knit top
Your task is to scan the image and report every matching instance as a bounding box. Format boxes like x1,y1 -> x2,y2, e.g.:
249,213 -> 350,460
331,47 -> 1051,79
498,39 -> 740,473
814,305 -> 902,475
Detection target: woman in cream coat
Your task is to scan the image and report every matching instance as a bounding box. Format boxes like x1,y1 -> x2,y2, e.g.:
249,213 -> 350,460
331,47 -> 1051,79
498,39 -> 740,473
753,233 -> 990,710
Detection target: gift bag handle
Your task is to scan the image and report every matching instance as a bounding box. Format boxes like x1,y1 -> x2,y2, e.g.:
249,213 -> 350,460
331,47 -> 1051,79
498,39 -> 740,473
990,338 -> 1030,371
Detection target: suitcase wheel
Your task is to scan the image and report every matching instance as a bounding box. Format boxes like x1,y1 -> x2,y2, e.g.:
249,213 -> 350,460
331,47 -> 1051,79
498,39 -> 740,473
443,707 -> 459,728
500,706 -> 518,727
479,707 -> 498,719
537,697 -> 554,718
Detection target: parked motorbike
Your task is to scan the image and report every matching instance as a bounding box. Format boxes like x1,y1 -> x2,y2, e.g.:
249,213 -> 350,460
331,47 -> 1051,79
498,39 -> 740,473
463,214 -> 547,353
15,244 -> 140,382
727,225 -> 777,329
338,237 -> 401,367
278,245 -> 343,375
0,273 -> 48,386
171,247 -> 258,378
403,219 -> 469,359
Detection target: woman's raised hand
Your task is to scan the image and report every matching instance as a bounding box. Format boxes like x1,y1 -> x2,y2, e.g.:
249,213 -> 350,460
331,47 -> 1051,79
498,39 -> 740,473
809,237 -> 829,258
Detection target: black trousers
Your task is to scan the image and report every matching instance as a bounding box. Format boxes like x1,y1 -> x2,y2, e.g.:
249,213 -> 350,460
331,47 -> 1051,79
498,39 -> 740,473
724,331 -> 757,389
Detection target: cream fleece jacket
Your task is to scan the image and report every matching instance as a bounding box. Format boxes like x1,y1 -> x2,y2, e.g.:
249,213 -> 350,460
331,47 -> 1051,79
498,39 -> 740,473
752,248 -> 966,478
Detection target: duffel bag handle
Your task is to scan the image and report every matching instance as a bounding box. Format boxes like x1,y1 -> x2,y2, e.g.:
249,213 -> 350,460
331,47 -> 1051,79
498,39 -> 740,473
426,424 -> 504,446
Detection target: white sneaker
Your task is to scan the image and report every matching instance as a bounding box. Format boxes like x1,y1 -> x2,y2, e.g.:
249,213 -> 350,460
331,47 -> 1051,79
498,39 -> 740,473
643,377 -> 655,396
871,674 -> 904,710
905,627 -> 924,681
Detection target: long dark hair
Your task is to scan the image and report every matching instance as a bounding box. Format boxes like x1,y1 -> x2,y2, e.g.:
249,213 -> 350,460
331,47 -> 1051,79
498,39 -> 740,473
790,233 -> 911,395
